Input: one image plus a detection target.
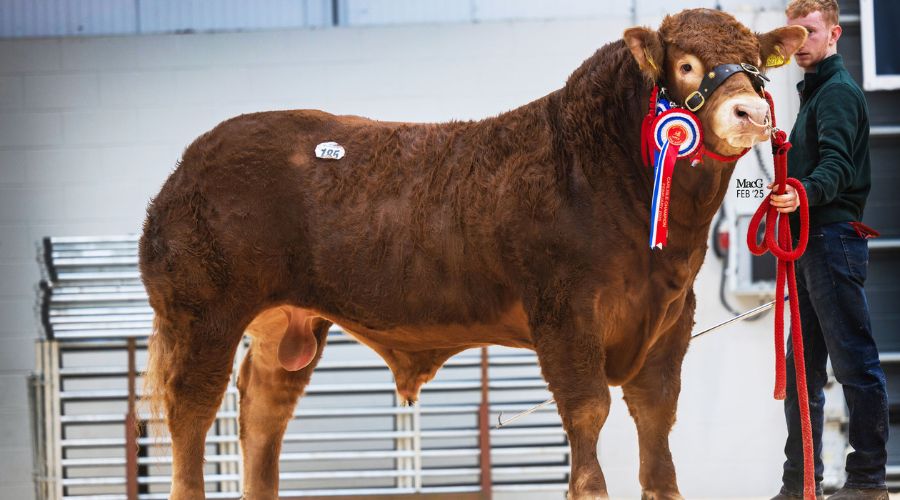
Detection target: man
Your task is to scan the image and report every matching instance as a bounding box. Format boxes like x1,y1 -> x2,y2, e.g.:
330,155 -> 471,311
768,1 -> 889,499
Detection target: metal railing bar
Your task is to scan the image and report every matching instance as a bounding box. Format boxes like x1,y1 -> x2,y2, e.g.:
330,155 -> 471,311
55,272 -> 142,281
53,257 -> 140,266
870,125 -> 900,137
53,321 -> 153,331
61,426 -> 563,450
62,454 -> 240,467
52,350 -> 531,374
880,352 -> 900,363
61,412 -> 235,424
50,314 -> 154,324
63,493 -> 240,500
60,378 -> 550,400
49,235 -> 139,244
62,473 -> 239,486
279,469 -> 414,480
49,292 -> 149,302
491,465 -> 571,474
61,386 -> 239,400
493,483 -> 569,491
869,238 -> 900,250
63,429 -> 419,448
50,330 -> 151,340
50,306 -> 153,316
277,466 -> 558,482
280,430 -> 415,442
57,340 -> 147,350
60,400 -> 558,424
51,247 -> 137,256
276,488 -> 418,498
279,450 -> 415,461
423,426 -> 565,439
51,285 -> 147,295
64,435 -> 231,447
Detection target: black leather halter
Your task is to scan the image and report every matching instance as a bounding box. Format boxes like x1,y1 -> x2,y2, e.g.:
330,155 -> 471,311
684,62 -> 769,112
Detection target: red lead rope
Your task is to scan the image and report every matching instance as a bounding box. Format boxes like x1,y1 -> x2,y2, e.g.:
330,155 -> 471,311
747,91 -> 815,499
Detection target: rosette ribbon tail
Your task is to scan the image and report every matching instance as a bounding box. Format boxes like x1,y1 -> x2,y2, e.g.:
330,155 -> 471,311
649,140 -> 679,249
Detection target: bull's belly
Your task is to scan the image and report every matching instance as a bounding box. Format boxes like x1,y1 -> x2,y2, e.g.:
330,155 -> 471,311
326,300 -> 534,351
245,302 -> 534,372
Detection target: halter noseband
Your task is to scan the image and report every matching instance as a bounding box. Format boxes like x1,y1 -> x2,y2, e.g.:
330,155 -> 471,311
682,62 -> 769,112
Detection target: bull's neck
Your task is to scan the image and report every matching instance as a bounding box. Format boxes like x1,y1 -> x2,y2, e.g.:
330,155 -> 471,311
663,157 -> 737,254
552,40 -> 647,180
551,40 -> 738,255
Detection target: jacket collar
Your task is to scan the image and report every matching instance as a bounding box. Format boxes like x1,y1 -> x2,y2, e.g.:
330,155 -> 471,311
796,53 -> 844,102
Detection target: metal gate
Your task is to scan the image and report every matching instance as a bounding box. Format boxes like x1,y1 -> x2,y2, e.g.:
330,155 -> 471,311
31,235 -> 570,499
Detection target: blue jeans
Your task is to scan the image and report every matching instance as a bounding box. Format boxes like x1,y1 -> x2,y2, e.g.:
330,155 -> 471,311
781,221 -> 889,494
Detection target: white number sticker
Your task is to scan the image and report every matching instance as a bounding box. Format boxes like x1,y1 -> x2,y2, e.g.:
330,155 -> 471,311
315,141 -> 345,160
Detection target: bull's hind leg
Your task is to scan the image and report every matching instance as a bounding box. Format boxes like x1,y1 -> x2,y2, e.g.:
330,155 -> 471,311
238,308 -> 331,500
532,298 -> 610,500
622,297 -> 692,500
148,309 -> 246,500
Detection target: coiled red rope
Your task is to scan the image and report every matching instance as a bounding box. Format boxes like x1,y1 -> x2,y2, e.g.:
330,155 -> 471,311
747,91 -> 814,499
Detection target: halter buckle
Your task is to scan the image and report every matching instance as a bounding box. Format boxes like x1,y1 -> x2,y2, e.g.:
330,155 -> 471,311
685,91 -> 705,112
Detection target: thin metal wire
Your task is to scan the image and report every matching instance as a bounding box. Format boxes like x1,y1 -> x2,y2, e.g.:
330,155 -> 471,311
496,296 -> 786,428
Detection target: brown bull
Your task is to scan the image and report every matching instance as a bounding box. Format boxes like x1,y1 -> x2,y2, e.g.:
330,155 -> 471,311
140,9 -> 806,500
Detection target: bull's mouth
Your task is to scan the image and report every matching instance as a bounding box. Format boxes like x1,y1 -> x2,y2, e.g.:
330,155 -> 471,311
725,130 -> 771,148
722,114 -> 771,148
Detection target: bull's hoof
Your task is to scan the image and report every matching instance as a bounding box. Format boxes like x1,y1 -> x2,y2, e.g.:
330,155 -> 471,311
641,491 -> 684,500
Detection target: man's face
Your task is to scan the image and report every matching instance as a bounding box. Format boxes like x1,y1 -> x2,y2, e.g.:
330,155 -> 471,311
787,10 -> 840,70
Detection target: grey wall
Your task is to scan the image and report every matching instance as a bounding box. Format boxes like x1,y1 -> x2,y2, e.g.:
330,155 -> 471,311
1,7 -> 810,499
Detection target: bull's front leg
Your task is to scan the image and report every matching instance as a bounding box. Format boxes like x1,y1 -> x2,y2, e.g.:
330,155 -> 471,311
621,294 -> 693,500
531,295 -> 611,500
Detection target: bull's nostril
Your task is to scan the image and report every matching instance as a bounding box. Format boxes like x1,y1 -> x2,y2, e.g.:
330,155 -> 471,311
736,109 -> 748,118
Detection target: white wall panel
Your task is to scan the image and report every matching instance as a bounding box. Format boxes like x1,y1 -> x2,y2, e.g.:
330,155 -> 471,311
0,0 -> 334,38
66,0 -> 135,36
138,0 -> 321,34
474,0 -> 632,22
341,0 -> 473,26
0,0 -> 136,37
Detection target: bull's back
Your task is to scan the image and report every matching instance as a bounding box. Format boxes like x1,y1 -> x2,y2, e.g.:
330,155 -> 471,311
143,109 -> 521,327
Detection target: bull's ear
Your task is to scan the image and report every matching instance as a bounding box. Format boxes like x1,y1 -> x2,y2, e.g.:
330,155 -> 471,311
623,27 -> 664,81
757,26 -> 807,68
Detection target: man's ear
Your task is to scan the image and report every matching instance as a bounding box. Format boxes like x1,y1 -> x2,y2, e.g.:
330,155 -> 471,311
757,26 -> 808,68
623,27 -> 664,81
828,23 -> 843,47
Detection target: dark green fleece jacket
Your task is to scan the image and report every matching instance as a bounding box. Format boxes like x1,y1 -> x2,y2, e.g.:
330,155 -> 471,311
787,54 -> 871,236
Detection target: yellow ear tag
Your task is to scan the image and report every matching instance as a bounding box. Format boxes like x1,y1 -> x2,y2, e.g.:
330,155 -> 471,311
765,46 -> 788,67
644,49 -> 659,72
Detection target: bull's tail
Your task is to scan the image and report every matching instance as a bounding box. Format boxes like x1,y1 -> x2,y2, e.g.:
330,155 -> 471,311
142,314 -> 175,437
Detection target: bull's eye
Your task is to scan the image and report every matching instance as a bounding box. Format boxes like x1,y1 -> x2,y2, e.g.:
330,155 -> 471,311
680,63 -> 693,74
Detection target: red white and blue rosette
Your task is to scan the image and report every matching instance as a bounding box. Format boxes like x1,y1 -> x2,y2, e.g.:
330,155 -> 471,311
652,108 -> 702,159
648,108 -> 703,249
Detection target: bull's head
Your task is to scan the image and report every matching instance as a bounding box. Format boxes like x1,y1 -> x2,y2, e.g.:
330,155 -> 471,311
624,9 -> 807,156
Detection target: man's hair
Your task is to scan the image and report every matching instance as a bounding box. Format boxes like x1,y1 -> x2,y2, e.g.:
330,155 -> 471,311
786,0 -> 840,26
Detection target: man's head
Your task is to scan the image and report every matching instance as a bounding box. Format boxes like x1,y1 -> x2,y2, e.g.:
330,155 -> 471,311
786,0 -> 842,72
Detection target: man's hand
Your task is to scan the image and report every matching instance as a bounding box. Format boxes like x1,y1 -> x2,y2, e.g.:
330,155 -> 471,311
768,183 -> 800,213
